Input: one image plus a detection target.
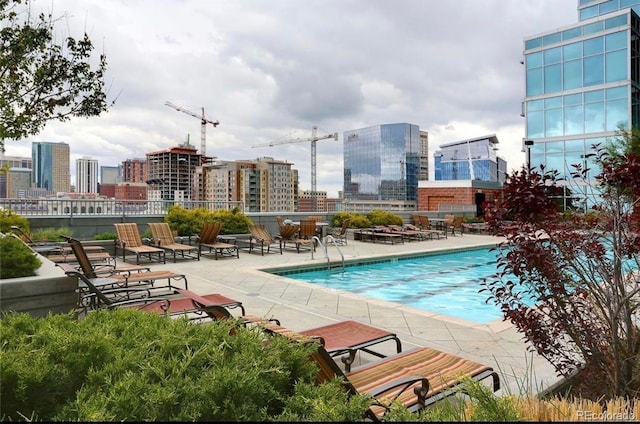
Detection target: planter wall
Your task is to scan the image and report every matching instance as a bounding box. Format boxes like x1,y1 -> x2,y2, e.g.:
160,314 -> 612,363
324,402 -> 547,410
0,255 -> 78,318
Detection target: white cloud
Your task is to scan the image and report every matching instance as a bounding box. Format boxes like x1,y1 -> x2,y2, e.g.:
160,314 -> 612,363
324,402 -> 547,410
4,0 -> 578,197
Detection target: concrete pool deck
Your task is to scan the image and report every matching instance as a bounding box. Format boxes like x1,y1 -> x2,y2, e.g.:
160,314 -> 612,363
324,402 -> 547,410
131,232 -> 561,397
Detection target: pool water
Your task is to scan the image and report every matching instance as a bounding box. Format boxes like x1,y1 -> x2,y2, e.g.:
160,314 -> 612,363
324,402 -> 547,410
279,247 -> 507,324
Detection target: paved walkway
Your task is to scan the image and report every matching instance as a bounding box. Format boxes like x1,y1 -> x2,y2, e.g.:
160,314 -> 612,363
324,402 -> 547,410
131,232 -> 561,397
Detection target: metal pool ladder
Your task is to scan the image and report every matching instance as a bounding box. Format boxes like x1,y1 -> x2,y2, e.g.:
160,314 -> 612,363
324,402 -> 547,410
312,235 -> 345,271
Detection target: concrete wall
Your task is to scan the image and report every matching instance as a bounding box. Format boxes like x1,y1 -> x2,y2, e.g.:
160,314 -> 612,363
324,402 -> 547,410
0,256 -> 78,318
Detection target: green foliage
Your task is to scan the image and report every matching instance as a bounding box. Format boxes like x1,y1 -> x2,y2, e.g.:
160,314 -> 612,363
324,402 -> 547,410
0,0 -> 111,151
30,227 -> 72,242
367,209 -> 403,226
0,208 -> 29,234
92,232 -> 117,240
0,236 -> 41,278
165,205 -> 252,235
0,309 -> 373,421
330,212 -> 370,229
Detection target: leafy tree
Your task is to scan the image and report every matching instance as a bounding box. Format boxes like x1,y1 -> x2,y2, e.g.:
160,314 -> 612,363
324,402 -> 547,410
0,0 -> 111,152
482,129 -> 640,400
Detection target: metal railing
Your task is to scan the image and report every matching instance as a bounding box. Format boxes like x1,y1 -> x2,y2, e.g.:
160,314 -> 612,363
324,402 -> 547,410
0,198 -> 244,217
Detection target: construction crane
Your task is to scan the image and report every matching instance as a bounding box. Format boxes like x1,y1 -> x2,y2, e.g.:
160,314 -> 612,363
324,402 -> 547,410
252,125 -> 338,194
165,101 -> 219,158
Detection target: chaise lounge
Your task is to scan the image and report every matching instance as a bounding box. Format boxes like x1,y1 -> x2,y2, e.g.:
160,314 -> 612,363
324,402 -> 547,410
148,222 -> 200,262
114,223 -> 166,264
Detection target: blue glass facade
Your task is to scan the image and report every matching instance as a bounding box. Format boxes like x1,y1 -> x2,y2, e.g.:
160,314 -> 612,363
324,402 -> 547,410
433,135 -> 505,183
32,142 -> 55,191
343,123 -> 419,201
523,3 -> 640,209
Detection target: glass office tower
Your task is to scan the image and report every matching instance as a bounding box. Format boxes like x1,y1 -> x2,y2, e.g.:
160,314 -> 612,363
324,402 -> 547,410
433,135 -> 506,183
523,1 -> 640,210
343,123 -> 420,202
31,141 -> 71,193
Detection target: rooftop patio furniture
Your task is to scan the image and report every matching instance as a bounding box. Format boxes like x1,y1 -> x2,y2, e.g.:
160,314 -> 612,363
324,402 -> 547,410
247,224 -> 282,255
197,222 -> 239,260
60,236 -> 188,312
202,304 -> 500,421
328,219 -> 350,245
447,216 -> 464,236
291,219 -> 317,253
148,222 -> 200,262
114,223 -> 166,264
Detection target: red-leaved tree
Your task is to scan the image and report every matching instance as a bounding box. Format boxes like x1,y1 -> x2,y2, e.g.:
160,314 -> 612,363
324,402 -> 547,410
482,129 -> 640,400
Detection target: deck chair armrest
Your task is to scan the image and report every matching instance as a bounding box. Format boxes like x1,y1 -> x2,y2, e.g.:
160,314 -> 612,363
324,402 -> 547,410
365,376 -> 430,405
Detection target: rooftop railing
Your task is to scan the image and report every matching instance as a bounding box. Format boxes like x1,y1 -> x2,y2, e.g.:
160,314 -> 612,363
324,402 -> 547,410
0,198 -> 245,217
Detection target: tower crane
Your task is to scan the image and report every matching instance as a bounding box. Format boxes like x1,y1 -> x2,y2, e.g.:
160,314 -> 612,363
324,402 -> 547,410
165,101 -> 219,158
252,125 -> 338,194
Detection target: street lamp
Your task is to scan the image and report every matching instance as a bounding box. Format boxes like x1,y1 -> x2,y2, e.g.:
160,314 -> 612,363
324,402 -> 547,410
523,139 -> 534,169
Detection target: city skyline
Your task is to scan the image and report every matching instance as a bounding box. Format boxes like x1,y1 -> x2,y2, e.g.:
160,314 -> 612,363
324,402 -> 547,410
3,0 -> 578,197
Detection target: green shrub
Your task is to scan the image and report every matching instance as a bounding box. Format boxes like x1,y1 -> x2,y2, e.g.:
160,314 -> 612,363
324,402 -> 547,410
165,206 -> 252,235
0,310 -> 373,421
0,209 -> 29,234
30,227 -> 72,242
367,209 -> 403,226
92,232 -> 117,240
0,236 -> 42,278
330,212 -> 371,229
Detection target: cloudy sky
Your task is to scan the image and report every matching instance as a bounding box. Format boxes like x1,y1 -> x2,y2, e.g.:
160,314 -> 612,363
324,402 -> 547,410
5,0 -> 578,197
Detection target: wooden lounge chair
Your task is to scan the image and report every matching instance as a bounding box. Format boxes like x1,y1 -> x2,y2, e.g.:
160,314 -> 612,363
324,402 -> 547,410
328,219 -> 350,245
114,223 -> 166,264
60,236 -> 188,310
247,224 -> 282,255
183,301 -> 403,373
314,343 -> 500,420
448,216 -> 464,236
197,222 -> 239,260
201,304 -> 501,421
417,216 -> 447,239
290,219 -> 316,253
277,223 -> 301,252
148,222 -> 200,262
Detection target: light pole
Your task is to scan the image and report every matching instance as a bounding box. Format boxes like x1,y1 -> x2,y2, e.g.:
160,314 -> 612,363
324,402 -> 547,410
523,139 -> 534,169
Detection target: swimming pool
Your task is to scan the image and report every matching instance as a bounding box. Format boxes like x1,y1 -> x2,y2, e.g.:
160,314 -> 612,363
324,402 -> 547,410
274,247 -> 507,324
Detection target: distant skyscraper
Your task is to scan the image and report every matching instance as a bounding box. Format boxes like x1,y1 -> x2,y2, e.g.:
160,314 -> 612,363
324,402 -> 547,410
433,134 -> 506,183
31,142 -> 70,193
76,157 -> 99,193
100,165 -> 121,185
523,1 -> 640,209
343,123 -> 421,204
122,158 -> 147,183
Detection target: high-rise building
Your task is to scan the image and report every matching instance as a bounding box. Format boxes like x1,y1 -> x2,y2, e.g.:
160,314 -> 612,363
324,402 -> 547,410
31,141 -> 70,193
202,157 -> 298,212
100,165 -> 121,185
343,123 -> 424,211
522,1 -> 640,210
0,155 -> 32,198
146,143 -> 201,201
121,158 -> 147,183
76,157 -> 99,193
433,134 -> 506,183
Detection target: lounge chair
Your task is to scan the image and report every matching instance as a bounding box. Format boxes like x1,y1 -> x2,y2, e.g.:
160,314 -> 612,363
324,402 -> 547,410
328,219 -> 350,245
60,236 -> 188,310
387,224 -> 423,242
248,224 -> 282,255
184,302 -> 403,373
290,219 -> 317,253
417,216 -> 447,239
114,223 -> 166,264
197,222 -> 239,260
65,269 -> 239,321
313,342 -> 500,420
148,222 -> 200,262
447,216 -> 464,236
202,304 -> 501,421
257,319 -> 402,372
277,223 -> 301,252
